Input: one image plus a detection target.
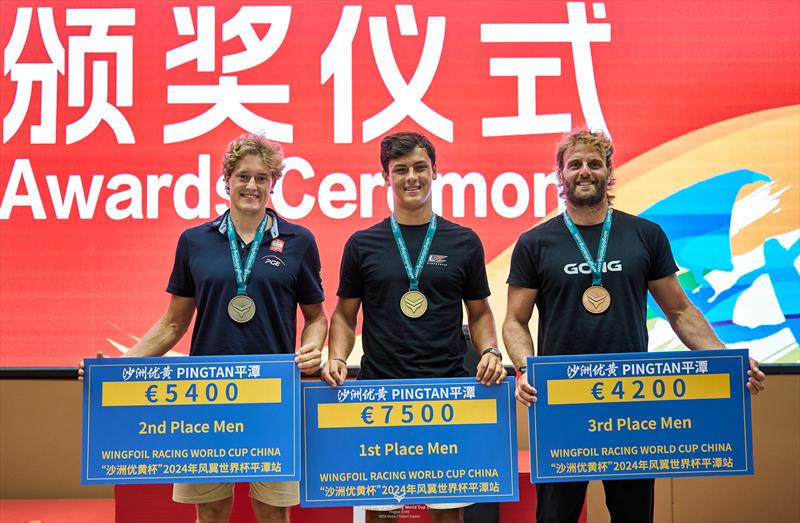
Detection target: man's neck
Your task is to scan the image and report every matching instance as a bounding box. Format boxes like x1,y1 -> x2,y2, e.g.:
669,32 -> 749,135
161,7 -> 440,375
230,207 -> 269,241
565,200 -> 609,225
393,205 -> 433,225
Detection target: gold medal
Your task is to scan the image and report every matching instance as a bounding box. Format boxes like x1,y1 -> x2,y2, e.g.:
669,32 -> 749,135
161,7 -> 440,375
228,294 -> 256,323
400,290 -> 428,318
582,286 -> 611,314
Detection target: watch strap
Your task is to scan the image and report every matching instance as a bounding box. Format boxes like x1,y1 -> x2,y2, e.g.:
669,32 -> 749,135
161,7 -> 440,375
481,347 -> 502,358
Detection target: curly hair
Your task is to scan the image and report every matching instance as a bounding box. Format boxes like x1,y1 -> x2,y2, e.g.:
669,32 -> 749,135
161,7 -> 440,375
222,133 -> 284,184
555,128 -> 615,204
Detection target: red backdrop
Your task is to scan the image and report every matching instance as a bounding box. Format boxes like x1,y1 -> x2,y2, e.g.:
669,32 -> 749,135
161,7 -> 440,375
1,1 -> 798,366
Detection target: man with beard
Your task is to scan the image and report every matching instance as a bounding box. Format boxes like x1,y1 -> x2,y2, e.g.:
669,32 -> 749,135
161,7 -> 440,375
502,129 -> 765,523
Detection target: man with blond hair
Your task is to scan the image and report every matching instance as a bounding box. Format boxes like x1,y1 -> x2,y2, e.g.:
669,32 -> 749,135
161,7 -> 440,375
81,133 -> 327,523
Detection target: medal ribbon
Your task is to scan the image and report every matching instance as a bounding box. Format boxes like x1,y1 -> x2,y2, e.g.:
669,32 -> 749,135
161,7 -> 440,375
563,209 -> 613,286
227,213 -> 269,296
390,214 -> 437,291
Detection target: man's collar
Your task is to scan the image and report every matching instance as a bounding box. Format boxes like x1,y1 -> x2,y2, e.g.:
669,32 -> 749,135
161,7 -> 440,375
208,209 -> 293,239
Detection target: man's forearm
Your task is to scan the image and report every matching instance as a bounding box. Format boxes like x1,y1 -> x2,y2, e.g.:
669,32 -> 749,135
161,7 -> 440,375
127,319 -> 188,357
669,304 -> 724,350
468,309 -> 499,355
502,319 -> 535,369
300,312 -> 328,351
327,313 -> 356,360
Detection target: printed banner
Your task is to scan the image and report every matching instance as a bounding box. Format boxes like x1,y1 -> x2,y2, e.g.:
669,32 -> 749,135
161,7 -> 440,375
1,1 -> 798,368
528,350 -> 753,482
81,354 -> 300,484
301,377 -> 518,507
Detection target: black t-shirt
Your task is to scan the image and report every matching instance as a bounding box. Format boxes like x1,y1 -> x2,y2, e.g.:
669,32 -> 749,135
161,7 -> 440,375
507,210 -> 678,356
338,216 -> 490,379
167,210 -> 324,356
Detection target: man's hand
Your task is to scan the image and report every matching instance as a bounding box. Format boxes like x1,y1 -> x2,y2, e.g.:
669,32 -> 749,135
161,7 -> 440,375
295,344 -> 322,375
321,358 -> 348,387
78,351 -> 104,381
476,352 -> 507,385
747,357 -> 766,395
515,370 -> 537,407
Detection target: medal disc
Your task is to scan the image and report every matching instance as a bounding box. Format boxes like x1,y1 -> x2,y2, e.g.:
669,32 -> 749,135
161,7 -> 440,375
582,286 -> 611,314
400,290 -> 428,318
228,294 -> 256,323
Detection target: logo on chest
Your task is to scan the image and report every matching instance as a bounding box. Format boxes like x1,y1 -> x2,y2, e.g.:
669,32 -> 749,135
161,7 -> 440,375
427,254 -> 448,267
563,260 -> 622,275
262,255 -> 286,267
269,239 -> 285,253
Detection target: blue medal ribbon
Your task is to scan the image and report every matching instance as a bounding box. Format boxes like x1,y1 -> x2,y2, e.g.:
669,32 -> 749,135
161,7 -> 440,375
227,213 -> 269,296
389,214 -> 437,291
563,209 -> 613,286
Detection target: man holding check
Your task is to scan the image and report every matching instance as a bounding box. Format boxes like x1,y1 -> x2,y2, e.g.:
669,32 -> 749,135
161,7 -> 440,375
502,128 -> 766,523
80,133 -> 327,523
322,131 -> 506,523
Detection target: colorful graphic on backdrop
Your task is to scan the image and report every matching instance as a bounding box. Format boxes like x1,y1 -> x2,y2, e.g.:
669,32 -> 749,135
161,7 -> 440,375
614,107 -> 799,364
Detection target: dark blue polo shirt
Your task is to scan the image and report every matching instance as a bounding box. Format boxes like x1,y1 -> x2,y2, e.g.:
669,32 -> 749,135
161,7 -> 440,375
167,209 -> 324,356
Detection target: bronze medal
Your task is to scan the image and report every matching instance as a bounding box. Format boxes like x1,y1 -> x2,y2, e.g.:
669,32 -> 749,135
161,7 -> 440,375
228,294 -> 256,323
400,290 -> 428,318
582,286 -> 611,314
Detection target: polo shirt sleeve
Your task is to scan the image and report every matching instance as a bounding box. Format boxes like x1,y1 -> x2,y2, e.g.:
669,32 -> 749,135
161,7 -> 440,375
507,232 -> 540,289
166,231 -> 195,297
463,231 -> 491,301
336,234 -> 362,298
296,234 -> 325,305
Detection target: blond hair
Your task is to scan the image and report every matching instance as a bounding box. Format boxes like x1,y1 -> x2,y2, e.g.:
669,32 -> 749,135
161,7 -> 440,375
222,133 -> 284,183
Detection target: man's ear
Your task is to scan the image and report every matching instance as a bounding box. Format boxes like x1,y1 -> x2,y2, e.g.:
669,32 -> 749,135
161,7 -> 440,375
383,172 -> 390,186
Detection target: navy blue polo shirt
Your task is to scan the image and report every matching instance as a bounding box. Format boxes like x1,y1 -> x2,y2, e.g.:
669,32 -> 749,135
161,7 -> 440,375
167,209 -> 324,356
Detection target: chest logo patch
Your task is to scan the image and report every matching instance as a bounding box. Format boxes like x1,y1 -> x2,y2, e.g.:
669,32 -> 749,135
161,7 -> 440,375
262,255 -> 285,267
427,254 -> 448,267
564,259 -> 622,275
270,239 -> 285,252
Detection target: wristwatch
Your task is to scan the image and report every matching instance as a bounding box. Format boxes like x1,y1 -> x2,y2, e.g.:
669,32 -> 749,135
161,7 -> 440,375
481,347 -> 502,359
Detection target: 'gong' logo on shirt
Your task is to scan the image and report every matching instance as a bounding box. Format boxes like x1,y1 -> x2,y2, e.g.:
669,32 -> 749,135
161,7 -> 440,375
563,260 -> 622,275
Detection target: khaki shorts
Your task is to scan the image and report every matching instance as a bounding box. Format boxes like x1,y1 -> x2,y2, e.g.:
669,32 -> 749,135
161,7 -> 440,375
172,481 -> 299,507
364,502 -> 472,511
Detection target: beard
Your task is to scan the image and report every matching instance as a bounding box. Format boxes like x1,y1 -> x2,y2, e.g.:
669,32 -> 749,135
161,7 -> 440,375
565,176 -> 608,207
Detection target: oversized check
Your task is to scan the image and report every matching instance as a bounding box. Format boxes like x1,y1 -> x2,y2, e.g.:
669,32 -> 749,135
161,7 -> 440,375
301,377 -> 518,507
81,354 -> 300,484
528,349 -> 753,482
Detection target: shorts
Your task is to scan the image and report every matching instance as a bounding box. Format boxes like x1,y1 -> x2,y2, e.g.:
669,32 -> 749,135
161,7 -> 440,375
364,502 -> 473,511
172,481 -> 299,507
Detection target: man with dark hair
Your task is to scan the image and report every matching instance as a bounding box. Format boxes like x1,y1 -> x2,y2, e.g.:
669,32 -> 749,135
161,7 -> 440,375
502,128 -> 766,523
322,131 -> 506,523
80,133 -> 327,523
